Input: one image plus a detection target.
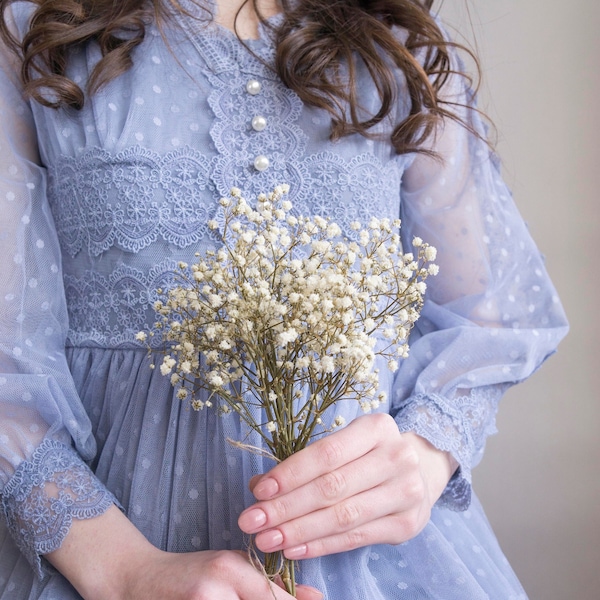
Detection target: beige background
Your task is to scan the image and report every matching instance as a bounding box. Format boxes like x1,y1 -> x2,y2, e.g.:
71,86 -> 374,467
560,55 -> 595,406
439,1 -> 600,598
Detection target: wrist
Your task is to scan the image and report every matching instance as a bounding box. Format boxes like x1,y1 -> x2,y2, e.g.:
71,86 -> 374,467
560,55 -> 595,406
46,504 -> 160,600
403,431 -> 459,506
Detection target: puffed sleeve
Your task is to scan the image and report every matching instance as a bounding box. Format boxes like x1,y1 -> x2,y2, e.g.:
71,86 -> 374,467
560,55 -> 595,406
0,7 -> 116,577
390,46 -> 569,510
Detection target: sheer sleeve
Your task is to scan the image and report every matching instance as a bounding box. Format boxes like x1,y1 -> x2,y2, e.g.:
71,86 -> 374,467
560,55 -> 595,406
0,8 -> 116,577
390,48 -> 569,510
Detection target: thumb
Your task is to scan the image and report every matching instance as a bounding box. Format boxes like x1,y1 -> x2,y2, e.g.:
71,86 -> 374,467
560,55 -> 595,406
248,473 -> 263,492
295,584 -> 324,600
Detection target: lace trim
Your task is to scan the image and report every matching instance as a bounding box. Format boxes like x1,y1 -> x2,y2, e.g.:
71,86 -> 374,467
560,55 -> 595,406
45,15 -> 406,347
47,145 -> 220,258
1,439 -> 116,579
63,260 -> 181,348
394,387 -> 501,511
175,0 -> 280,74
47,145 -> 402,264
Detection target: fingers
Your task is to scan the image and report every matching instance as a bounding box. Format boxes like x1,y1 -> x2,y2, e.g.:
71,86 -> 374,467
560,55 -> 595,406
250,414 -> 399,501
200,550 -> 316,600
237,413 -> 436,560
241,452 -> 381,533
240,443 -> 415,535
284,505 -> 430,560
258,480 -> 420,549
239,415 -> 419,532
255,473 -> 428,557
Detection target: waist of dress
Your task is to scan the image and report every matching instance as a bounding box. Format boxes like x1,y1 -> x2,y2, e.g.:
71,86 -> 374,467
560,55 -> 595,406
62,254 -> 185,349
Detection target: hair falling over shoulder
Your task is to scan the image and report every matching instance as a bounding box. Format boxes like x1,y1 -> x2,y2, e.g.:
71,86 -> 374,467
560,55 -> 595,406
0,0 -> 480,155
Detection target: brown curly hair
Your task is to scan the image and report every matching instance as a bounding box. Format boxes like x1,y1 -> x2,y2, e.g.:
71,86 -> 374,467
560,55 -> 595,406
0,0 -> 479,155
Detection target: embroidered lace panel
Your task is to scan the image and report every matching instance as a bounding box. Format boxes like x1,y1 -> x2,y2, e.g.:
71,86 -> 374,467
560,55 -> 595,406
49,145 -> 400,348
63,260 -> 181,348
47,146 -> 221,258
46,19 -> 403,347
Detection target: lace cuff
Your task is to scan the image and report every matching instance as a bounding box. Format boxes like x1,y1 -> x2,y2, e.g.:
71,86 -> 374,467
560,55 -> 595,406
1,438 -> 117,579
393,387 -> 502,511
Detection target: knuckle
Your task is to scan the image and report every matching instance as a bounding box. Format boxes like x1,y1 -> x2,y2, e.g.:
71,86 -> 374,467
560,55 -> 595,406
370,411 -> 394,431
405,517 -> 424,540
319,438 -> 345,469
269,494 -> 292,522
403,474 -> 426,504
189,586 -> 213,600
334,501 -> 361,529
287,518 -> 307,545
369,412 -> 398,441
394,511 -> 425,541
343,527 -> 369,550
279,461 -> 303,489
402,445 -> 421,469
317,469 -> 347,501
205,550 -> 239,580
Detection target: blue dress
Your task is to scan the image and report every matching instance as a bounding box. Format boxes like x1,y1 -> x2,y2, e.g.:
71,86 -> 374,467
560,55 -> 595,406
0,2 -> 568,598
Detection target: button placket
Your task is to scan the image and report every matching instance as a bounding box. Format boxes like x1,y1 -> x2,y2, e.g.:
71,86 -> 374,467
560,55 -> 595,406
246,79 -> 270,171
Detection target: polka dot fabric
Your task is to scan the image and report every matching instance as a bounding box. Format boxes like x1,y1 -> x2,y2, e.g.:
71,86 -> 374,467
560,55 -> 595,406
0,2 -> 567,598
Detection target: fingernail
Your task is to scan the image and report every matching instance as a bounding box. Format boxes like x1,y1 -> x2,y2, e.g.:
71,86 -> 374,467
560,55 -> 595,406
257,528 -> 284,551
253,477 -> 279,499
284,543 -> 307,559
238,508 -> 267,532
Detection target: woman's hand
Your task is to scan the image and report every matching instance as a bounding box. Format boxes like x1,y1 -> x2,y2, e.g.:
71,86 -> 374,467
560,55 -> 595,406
47,505 -> 323,600
122,548 -> 324,600
238,413 -> 458,560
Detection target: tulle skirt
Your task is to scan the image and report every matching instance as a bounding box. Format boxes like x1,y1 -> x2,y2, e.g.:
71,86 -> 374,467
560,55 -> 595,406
0,347 -> 528,599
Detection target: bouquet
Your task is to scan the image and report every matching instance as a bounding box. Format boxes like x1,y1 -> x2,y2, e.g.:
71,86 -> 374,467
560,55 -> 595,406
138,185 -> 437,596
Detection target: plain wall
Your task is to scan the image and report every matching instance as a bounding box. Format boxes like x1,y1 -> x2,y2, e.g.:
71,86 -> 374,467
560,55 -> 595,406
438,2 -> 600,598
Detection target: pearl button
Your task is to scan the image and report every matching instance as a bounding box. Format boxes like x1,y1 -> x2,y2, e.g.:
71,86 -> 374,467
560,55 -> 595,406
246,79 -> 262,95
253,155 -> 270,171
251,116 -> 267,131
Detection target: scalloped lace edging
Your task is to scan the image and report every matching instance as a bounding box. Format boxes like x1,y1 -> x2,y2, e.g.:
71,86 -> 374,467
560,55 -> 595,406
1,439 -> 116,579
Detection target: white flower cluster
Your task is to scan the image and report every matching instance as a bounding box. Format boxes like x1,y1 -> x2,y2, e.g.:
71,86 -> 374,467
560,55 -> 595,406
142,185 -> 436,456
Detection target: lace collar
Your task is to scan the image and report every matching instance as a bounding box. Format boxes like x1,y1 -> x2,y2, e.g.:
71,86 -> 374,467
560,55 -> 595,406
170,0 -> 282,74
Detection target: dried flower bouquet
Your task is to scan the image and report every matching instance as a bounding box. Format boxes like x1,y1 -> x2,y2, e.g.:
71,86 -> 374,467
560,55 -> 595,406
138,184 -> 437,596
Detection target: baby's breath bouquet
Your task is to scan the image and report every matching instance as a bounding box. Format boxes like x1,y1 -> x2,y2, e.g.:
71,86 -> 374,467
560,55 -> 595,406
138,185 -> 437,596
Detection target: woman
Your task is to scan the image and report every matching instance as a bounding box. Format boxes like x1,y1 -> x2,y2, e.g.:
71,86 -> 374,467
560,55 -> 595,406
0,0 -> 568,598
